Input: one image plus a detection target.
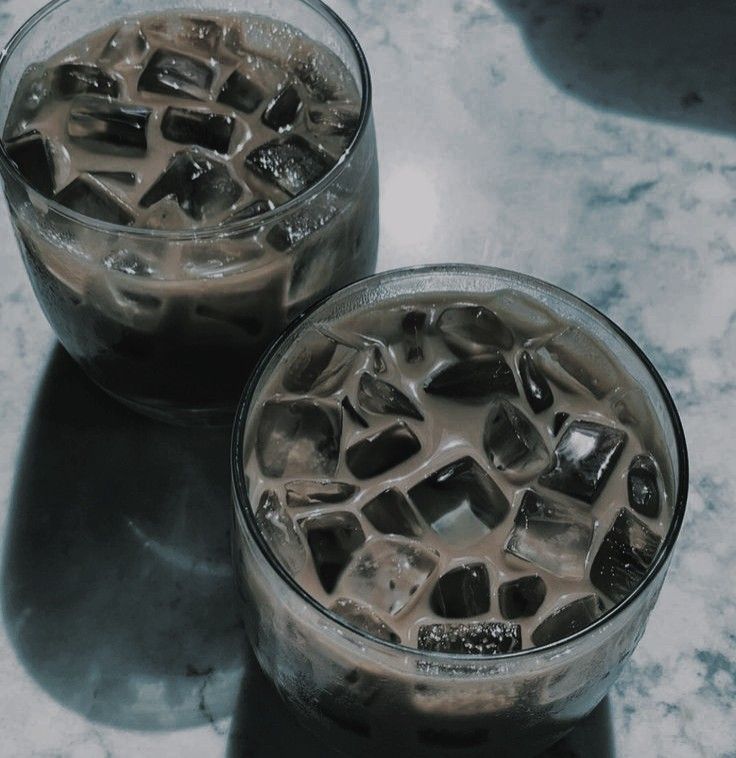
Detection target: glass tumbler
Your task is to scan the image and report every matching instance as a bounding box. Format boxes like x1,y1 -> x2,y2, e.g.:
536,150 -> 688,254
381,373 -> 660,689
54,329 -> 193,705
0,0 -> 378,424
231,265 -> 688,757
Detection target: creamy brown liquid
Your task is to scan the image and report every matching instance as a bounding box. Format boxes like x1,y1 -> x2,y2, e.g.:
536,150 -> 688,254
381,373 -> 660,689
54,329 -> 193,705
244,290 -> 673,651
4,12 -> 360,228
2,12 -> 377,417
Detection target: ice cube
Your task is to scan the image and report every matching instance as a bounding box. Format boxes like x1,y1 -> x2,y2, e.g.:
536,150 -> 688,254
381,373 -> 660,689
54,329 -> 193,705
537,327 -> 620,399
538,420 -> 627,504
161,107 -> 234,153
345,422 -> 421,479
402,310 -> 426,363
417,622 -> 521,655
361,489 -> 423,538
175,16 -> 223,54
139,150 -> 242,221
339,537 -> 438,616
255,490 -> 306,574
90,171 -> 137,186
282,328 -> 356,394
627,454 -> 661,518
487,290 -> 561,339
409,457 -> 510,546
266,199 -> 337,252
552,412 -> 569,436
531,595 -> 603,646
187,252 -> 256,284
289,44 -> 351,102
245,135 -> 331,197
262,84 -> 303,131
303,511 -> 365,593
308,103 -> 360,137
330,598 -> 400,644
103,249 -> 154,277
342,397 -> 368,429
505,490 -> 594,579
141,198 -> 191,230
483,398 -> 548,473
138,49 -> 214,100
372,347 -> 387,374
4,65 -> 49,137
100,20 -> 149,65
51,63 -> 119,99
429,563 -> 491,618
255,399 -> 341,478
220,21 -> 249,59
116,288 -> 162,312
437,305 -> 514,357
518,350 -> 553,414
357,372 -> 423,421
423,356 -> 518,402
498,575 -> 546,619
67,98 -> 150,156
590,508 -> 662,604
55,177 -> 134,225
5,130 -> 55,196
217,69 -> 264,113
285,480 -> 357,509
611,386 -> 656,431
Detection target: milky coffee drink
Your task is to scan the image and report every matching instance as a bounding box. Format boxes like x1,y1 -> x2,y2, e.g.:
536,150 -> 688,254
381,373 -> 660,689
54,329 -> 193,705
3,12 -> 377,419
243,290 -> 673,652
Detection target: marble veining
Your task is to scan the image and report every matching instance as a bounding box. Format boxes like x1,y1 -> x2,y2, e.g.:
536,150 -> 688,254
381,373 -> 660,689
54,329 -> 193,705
0,0 -> 734,756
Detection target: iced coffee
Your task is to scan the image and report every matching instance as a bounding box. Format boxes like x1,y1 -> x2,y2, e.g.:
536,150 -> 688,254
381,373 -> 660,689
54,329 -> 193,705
233,267 -> 685,756
243,290 -> 672,650
0,7 -> 377,421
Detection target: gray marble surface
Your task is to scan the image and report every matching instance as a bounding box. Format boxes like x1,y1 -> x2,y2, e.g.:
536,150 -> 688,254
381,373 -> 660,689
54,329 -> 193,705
0,0 -> 734,756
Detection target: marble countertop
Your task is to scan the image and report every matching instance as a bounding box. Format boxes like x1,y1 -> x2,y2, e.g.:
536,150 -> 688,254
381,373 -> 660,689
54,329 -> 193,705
1,0 -> 734,756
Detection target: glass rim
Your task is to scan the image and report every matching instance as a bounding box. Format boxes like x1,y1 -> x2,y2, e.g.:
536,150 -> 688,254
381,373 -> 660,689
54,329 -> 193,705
0,0 -> 373,241
231,263 -> 689,662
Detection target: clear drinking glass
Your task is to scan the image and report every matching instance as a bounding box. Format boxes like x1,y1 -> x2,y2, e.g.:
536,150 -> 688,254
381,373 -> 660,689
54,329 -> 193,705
0,0 -> 378,424
231,265 -> 688,757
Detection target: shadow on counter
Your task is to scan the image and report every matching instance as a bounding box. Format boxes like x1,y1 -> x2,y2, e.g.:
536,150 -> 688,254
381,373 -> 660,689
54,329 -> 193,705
227,647 -> 616,757
2,346 -> 243,729
3,346 -> 616,754
496,0 -> 736,135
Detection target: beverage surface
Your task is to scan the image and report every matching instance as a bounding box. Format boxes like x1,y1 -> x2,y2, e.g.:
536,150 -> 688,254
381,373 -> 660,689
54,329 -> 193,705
243,290 -> 673,652
3,11 -> 360,229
